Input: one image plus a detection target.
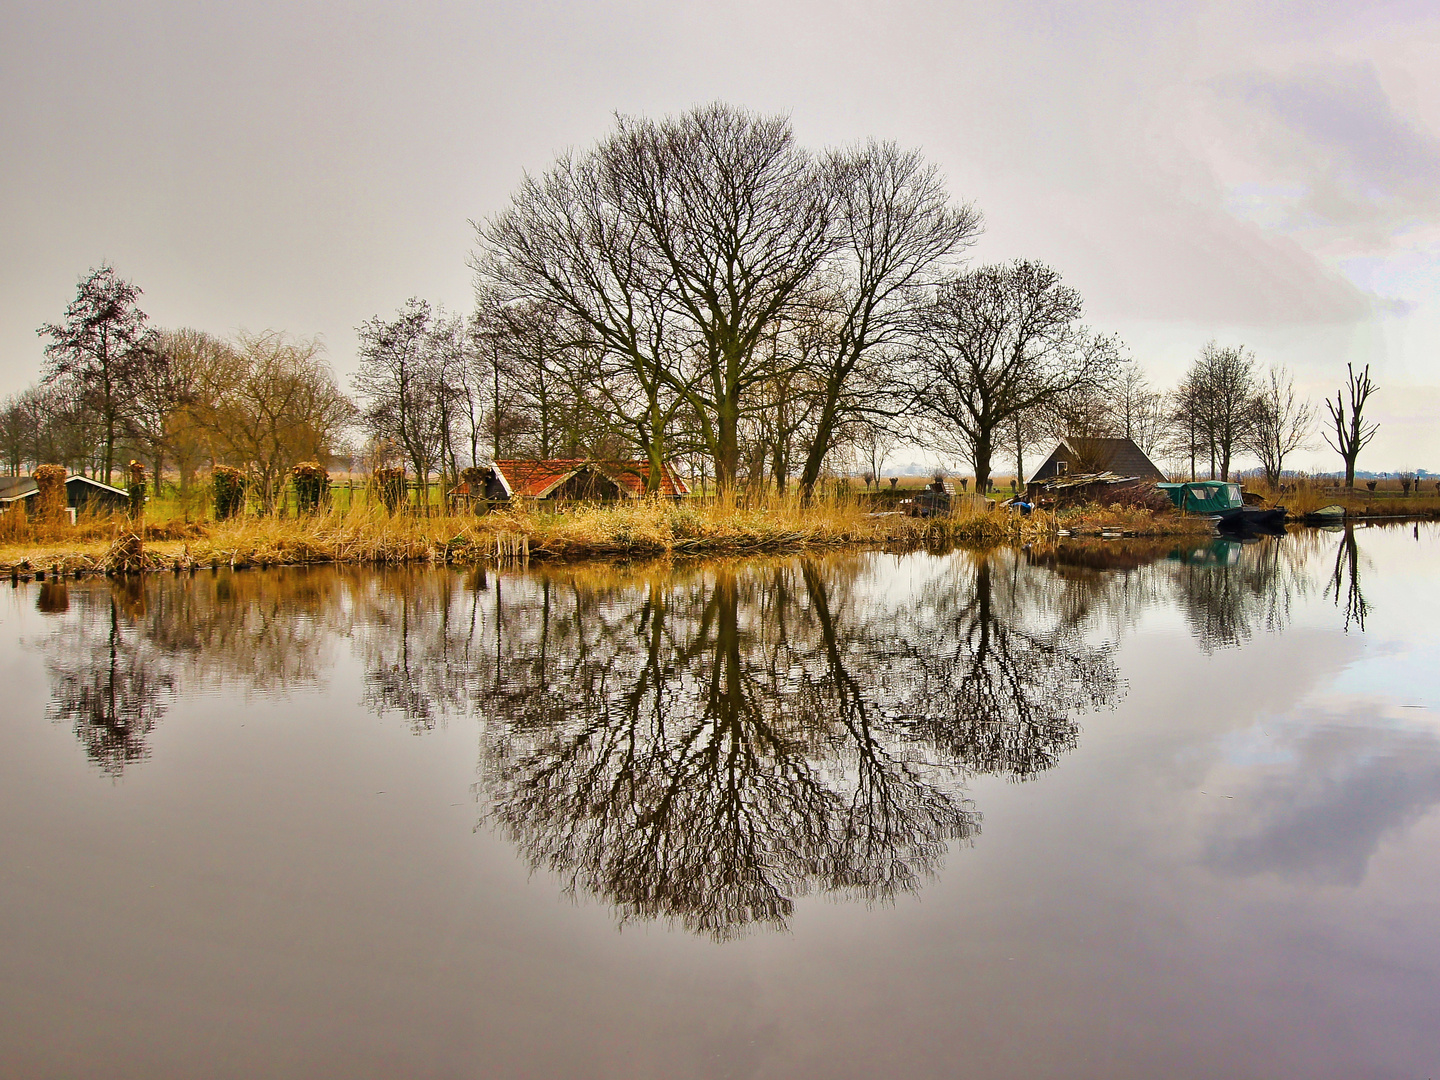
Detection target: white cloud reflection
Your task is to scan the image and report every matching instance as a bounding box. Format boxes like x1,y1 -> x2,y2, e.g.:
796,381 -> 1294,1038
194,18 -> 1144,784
1203,713 -> 1440,886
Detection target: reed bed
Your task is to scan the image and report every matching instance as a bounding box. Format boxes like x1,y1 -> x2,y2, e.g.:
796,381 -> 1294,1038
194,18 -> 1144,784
1057,505 -> 1214,537
0,494 -> 1082,573
24,480 -> 1401,574
1244,481 -> 1440,519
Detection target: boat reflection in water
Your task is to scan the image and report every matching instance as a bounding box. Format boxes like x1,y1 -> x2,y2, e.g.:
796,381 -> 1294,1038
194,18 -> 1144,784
29,528 -> 1370,937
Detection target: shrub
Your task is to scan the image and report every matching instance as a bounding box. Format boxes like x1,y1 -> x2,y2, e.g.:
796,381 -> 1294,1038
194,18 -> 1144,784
292,461 -> 330,514
127,460 -> 147,517
668,505 -> 702,539
213,466 -> 248,520
374,466 -> 407,514
33,464 -> 67,523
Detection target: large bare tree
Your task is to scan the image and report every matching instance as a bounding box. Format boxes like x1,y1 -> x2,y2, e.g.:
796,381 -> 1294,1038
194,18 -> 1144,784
354,300 -> 457,493
1106,359 -> 1169,458
608,106 -> 838,490
1322,362 -> 1378,489
791,142 -> 980,500
479,104 -> 853,492
908,261 -> 1118,491
1181,342 -> 1256,481
476,144 -> 689,489
211,332 -> 353,512
147,329 -> 242,494
1244,365 -> 1313,488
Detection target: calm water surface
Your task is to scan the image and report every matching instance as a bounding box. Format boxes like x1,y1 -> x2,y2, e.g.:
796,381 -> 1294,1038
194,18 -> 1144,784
3,525 -> 1438,1078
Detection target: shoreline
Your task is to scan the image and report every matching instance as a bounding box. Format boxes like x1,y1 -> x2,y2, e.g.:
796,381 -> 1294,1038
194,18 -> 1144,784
3,510 -> 1423,581
1,500 -> 1220,577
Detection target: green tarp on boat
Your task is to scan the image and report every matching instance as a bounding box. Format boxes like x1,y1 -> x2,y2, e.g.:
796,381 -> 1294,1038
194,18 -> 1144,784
1157,481 -> 1244,514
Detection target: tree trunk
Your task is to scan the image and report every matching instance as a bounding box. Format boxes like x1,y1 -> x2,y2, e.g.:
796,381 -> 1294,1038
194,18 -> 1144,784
645,438 -> 664,497
716,399 -> 740,494
973,433 -> 994,494
797,370 -> 846,504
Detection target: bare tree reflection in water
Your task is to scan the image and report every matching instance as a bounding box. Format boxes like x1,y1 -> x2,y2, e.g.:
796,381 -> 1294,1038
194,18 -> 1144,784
470,553 -> 1123,938
37,569 -> 351,774
1175,534 -> 1337,651
893,554 -> 1120,779
1031,534 -> 1325,653
141,569 -> 346,691
35,530 -> 1368,933
355,568 -> 497,730
477,563 -> 977,938
43,586 -> 174,776
1326,527 -> 1370,633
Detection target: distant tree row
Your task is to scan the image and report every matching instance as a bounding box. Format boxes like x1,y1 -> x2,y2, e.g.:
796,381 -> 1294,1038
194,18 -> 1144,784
3,267 -> 352,510
5,105 -> 1384,502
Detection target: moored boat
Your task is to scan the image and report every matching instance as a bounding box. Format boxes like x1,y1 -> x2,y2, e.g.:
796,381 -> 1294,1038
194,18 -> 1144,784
1157,481 -> 1288,532
1302,504 -> 1346,525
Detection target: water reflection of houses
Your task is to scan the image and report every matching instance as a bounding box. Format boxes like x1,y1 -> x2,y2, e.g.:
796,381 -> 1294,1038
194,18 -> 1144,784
1024,533 -> 1329,652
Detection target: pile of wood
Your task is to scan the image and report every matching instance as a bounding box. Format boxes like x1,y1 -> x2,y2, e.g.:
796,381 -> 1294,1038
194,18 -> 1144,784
1026,471 -> 1143,508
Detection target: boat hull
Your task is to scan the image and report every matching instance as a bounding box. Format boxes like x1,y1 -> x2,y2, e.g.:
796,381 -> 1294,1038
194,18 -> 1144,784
1215,506 -> 1288,532
1302,505 -> 1346,525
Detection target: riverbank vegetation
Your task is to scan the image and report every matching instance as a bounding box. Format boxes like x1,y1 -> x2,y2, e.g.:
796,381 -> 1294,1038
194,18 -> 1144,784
0,493 -> 1227,575
0,499 -> 947,573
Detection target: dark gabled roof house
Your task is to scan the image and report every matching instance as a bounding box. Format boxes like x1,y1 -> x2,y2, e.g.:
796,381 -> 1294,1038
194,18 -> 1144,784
0,474 -> 131,513
1027,437 -> 1166,485
0,476 -> 38,506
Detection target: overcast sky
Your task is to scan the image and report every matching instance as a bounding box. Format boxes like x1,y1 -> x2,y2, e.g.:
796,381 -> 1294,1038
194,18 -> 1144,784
3,0 -> 1437,469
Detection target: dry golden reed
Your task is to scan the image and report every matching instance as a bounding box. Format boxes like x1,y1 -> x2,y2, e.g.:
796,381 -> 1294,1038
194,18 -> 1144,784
2,493 -> 1064,571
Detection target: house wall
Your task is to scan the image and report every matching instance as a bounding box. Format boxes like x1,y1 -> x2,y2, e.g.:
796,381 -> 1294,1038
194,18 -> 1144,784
66,480 -> 128,512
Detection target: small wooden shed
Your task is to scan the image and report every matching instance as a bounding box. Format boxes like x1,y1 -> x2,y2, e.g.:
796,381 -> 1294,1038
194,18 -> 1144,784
0,474 -> 130,515
0,476 -> 38,510
64,475 -> 132,513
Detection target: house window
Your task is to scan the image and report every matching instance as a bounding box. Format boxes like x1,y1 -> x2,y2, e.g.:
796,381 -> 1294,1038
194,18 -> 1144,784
1056,461 -> 1068,475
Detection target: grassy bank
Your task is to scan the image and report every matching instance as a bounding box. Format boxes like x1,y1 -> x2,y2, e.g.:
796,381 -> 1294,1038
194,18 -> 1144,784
1055,504 -> 1214,537
0,493 -> 1230,575
0,497 -> 1050,573
1243,481 -> 1440,519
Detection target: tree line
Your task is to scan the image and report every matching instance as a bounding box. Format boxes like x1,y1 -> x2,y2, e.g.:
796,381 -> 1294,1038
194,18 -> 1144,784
3,104 -> 1383,505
